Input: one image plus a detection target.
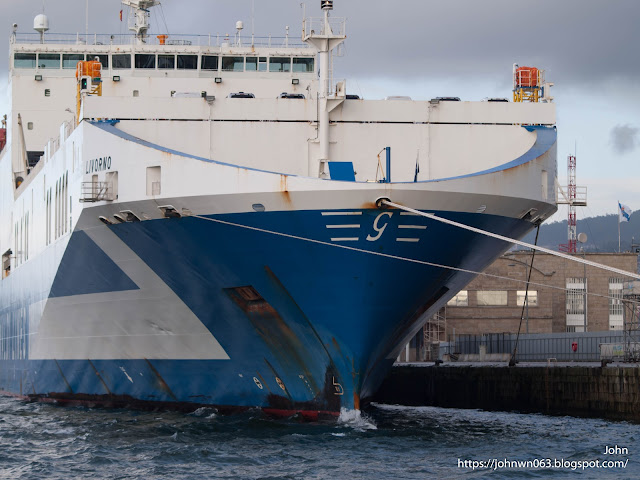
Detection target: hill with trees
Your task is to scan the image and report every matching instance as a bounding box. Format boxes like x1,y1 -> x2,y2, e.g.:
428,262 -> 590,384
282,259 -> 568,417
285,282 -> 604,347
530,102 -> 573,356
521,212 -> 640,253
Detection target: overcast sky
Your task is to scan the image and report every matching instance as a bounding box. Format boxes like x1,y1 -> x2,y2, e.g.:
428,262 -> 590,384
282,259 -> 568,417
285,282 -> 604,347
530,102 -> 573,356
1,0 -> 639,224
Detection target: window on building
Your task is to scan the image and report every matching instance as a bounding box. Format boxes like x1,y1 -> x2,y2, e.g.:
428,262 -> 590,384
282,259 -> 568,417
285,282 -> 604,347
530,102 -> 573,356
477,290 -> 507,306
38,53 -> 61,69
269,57 -> 291,72
112,54 -> 131,69
517,290 -> 538,306
293,57 -> 315,73
62,53 -> 84,69
14,53 -> 36,68
201,55 -> 218,71
177,55 -> 197,70
245,57 -> 257,71
158,54 -> 175,69
566,277 -> 586,331
135,54 -> 156,69
609,278 -> 624,330
222,56 -> 244,72
447,290 -> 468,307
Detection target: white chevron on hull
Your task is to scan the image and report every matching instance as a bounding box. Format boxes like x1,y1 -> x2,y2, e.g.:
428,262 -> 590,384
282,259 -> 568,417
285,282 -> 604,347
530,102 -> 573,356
31,225 -> 230,360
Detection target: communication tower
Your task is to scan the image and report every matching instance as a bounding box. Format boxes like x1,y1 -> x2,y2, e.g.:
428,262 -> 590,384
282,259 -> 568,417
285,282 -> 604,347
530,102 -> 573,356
557,155 -> 587,253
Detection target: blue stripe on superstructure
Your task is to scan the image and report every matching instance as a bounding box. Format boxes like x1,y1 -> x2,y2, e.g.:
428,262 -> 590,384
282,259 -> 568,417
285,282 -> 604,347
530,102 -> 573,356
49,230 -> 138,298
90,122 -> 555,184
89,121 -> 286,176
413,125 -> 557,184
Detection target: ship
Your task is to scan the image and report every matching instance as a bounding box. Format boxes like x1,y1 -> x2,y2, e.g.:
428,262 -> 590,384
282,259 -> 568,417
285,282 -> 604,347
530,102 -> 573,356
0,1 -> 557,419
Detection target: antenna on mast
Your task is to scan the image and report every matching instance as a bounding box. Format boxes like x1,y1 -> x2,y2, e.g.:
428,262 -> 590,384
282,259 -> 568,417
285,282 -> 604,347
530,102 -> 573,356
121,0 -> 161,44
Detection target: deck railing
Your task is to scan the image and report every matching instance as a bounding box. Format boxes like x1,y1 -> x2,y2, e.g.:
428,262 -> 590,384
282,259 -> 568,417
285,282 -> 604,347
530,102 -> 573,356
12,33 -> 309,49
80,181 -> 114,203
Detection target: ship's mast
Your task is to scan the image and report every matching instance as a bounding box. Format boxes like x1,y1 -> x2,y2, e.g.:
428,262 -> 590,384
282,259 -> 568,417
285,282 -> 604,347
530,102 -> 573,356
303,1 -> 346,178
121,0 -> 160,44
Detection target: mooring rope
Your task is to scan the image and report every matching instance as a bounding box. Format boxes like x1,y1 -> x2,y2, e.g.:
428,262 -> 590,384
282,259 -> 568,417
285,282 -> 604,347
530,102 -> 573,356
510,225 -> 540,366
189,214 -> 638,305
381,200 -> 640,281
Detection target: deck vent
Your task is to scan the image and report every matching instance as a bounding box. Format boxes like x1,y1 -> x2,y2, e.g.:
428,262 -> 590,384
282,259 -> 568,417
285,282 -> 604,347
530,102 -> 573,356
98,216 -> 114,225
113,214 -> 126,223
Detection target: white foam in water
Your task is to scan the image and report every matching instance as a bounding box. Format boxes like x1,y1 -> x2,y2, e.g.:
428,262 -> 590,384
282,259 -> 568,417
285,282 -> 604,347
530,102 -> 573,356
190,407 -> 217,419
337,408 -> 377,430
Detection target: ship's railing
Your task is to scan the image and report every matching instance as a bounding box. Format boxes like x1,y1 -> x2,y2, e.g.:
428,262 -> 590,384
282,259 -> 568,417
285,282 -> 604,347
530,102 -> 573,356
302,16 -> 346,38
80,182 -> 114,203
12,33 -> 309,49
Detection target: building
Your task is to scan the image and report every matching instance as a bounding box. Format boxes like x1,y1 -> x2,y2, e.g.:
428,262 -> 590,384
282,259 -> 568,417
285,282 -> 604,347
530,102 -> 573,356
446,250 -> 638,335
398,250 -> 638,362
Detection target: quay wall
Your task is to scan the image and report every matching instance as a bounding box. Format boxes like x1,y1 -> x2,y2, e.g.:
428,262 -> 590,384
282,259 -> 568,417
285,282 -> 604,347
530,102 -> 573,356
372,365 -> 640,422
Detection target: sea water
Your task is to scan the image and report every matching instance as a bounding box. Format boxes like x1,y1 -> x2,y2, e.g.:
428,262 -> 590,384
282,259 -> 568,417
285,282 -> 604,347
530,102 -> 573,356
0,396 -> 638,479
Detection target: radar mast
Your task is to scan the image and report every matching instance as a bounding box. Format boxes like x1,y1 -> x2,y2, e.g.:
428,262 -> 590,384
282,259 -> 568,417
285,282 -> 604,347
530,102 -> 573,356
121,0 -> 161,44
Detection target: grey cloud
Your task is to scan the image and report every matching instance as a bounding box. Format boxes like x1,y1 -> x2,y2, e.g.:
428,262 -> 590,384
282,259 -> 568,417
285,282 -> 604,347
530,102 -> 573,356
609,124 -> 639,155
1,0 -> 639,89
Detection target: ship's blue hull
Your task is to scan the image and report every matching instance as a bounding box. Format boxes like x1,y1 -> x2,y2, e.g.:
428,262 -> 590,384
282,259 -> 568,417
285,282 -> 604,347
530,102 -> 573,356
0,208 -> 533,416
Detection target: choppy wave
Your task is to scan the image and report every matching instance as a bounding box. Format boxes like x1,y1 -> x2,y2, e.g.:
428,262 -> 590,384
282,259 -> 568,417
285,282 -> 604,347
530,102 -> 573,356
0,396 -> 637,480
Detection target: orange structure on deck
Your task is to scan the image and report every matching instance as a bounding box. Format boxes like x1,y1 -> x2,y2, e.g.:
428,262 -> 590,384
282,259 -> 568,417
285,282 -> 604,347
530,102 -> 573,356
515,66 -> 539,87
76,60 -> 102,80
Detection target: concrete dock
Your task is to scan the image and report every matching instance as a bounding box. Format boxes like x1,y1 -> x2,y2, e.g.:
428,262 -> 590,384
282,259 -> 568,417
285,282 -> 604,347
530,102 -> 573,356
372,362 -> 640,422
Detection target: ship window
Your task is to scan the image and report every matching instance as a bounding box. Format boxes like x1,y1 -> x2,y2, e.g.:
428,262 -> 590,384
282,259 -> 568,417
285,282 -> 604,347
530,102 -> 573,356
27,122 -> 33,130
93,54 -> 109,69
177,55 -> 197,70
112,54 -> 131,69
293,57 -> 315,73
14,53 -> 36,68
44,89 -> 50,97
201,55 -> 218,71
62,54 -> 84,69
245,57 -> 257,71
269,57 -> 291,72
222,56 -> 244,72
135,54 -> 156,69
158,54 -> 175,69
38,53 -> 61,69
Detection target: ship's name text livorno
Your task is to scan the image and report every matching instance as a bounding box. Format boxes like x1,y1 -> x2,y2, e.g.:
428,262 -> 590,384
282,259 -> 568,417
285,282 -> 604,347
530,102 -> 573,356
85,156 -> 112,174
